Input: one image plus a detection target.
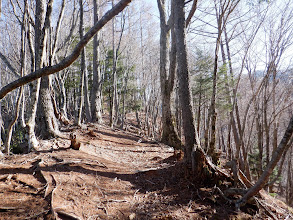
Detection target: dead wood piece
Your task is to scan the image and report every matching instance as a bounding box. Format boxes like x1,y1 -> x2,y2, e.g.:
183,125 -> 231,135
255,197 -> 278,220
43,173 -> 57,198
216,187 -> 256,208
205,154 -> 231,180
192,148 -> 232,184
39,171 -> 58,219
50,176 -> 59,219
20,156 -> 41,165
101,199 -> 128,204
135,168 -> 162,177
30,159 -> 42,171
0,206 -> 19,211
0,174 -> 9,181
15,178 -> 38,191
238,169 -> 253,188
84,162 -> 107,169
215,187 -> 233,204
230,159 -> 240,186
55,209 -> 82,220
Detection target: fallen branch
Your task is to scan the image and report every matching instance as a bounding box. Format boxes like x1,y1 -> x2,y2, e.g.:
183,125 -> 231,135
255,197 -> 278,220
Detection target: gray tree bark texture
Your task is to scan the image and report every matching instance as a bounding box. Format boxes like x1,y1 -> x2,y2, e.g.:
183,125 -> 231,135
25,0 -> 46,151
157,0 -> 182,150
78,0 -> 91,125
90,0 -> 103,123
38,0 -> 62,138
174,0 -> 197,163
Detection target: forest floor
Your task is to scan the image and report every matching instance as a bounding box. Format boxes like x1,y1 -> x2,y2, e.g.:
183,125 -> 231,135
0,115 -> 292,220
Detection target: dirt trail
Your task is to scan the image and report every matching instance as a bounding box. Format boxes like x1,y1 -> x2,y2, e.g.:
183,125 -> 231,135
0,123 -> 291,219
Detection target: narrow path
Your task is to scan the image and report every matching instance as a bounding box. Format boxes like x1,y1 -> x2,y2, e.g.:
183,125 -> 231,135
0,123 -> 288,219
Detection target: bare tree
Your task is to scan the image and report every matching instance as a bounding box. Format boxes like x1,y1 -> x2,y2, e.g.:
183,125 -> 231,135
0,0 -> 133,100
157,0 -> 182,149
78,0 -> 91,125
3,0 -> 27,153
173,0 -> 199,163
90,0 -> 103,123
236,115 -> 293,207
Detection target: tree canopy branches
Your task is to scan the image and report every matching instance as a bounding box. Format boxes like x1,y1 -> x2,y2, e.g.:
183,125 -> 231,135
0,0 -> 132,100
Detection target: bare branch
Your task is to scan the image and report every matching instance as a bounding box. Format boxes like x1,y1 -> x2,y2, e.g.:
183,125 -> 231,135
0,0 -> 132,100
186,0 -> 198,27
0,52 -> 19,78
236,115 -> 293,207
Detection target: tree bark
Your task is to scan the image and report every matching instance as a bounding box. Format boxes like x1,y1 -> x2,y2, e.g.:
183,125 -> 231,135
4,0 -> 27,153
37,0 -> 62,138
157,0 -> 182,149
78,0 -> 91,125
25,0 -> 47,151
110,11 -> 118,127
173,0 -> 197,163
90,0 -> 103,123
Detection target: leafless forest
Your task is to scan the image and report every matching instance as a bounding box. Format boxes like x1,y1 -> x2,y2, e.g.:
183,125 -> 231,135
0,0 -> 292,219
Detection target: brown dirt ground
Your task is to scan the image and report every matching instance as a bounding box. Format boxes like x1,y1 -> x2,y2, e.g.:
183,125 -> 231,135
0,118 -> 292,219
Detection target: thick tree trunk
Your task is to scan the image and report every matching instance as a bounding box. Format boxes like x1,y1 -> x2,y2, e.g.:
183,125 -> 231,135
83,54 -> 91,121
39,76 -> 61,138
90,0 -> 103,123
173,0 -> 197,163
37,0 -> 62,138
157,0 -> 182,150
25,0 -> 47,151
173,0 -> 228,183
78,0 -> 91,125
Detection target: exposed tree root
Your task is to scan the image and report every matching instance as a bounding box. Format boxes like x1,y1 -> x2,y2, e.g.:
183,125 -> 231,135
191,147 -> 232,184
161,125 -> 182,150
254,197 -> 278,220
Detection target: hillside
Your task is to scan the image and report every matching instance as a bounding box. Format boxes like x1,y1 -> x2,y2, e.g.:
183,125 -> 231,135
0,121 -> 292,220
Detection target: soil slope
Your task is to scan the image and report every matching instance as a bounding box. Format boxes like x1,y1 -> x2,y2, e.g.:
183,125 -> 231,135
0,122 -> 292,220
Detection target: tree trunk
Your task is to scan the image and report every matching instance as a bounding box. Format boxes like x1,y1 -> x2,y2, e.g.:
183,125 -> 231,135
90,0 -> 103,123
37,0 -> 62,138
4,1 -> 27,154
237,115 -> 293,207
77,0 -> 91,125
39,76 -> 61,138
173,0 -> 197,163
286,150 -> 292,206
157,0 -> 182,149
26,0 -> 48,151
